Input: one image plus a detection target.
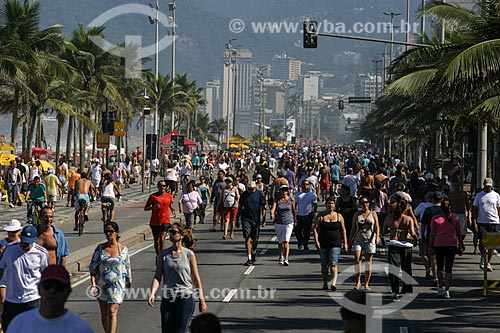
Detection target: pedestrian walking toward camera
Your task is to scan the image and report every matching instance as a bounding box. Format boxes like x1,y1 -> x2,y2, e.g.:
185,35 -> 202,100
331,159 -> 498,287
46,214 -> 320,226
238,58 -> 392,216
220,177 -> 239,240
349,196 -> 379,291
0,226 -> 49,332
88,222 -> 132,333
148,222 -> 207,333
144,180 -> 176,255
294,180 -> 318,250
472,177 -> 500,272
383,198 -> 417,301
179,182 -> 202,229
313,197 -> 347,291
430,199 -> 463,299
237,181 -> 266,266
197,176 -> 211,224
7,265 -> 94,333
37,207 -> 69,267
271,185 -> 296,266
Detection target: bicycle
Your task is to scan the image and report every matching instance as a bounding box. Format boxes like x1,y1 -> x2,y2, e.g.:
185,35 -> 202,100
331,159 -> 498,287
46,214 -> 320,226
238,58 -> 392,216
30,201 -> 44,227
101,201 -> 112,232
76,198 -> 88,236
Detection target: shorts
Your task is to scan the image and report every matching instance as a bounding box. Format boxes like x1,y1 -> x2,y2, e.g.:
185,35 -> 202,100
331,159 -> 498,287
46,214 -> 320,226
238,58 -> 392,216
201,199 -> 208,206
222,207 -> 238,222
101,196 -> 115,211
47,194 -> 57,202
242,218 -> 260,239
74,194 -> 90,211
320,179 -> 330,190
319,247 -> 341,267
150,223 -> 171,235
274,223 -> 293,243
478,223 -> 500,241
454,213 -> 468,235
92,178 -> 100,188
193,165 -> 200,170
353,241 -> 376,254
58,175 -> 67,185
331,179 -> 339,185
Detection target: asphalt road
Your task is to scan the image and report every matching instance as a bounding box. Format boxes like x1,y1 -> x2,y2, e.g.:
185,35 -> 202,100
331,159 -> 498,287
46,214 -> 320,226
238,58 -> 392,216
64,200 -> 500,333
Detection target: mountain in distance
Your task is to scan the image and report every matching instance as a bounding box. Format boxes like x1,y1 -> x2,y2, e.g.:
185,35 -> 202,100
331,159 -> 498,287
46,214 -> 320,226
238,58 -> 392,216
39,0 -> 422,86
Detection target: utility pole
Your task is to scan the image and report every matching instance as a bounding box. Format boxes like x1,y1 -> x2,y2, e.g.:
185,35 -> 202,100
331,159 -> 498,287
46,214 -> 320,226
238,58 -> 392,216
169,1 -> 176,132
231,48 -> 239,136
436,0 -> 445,178
383,12 -> 401,65
256,68 -> 265,141
154,0 -> 159,157
282,81 -> 288,142
406,0 -> 411,52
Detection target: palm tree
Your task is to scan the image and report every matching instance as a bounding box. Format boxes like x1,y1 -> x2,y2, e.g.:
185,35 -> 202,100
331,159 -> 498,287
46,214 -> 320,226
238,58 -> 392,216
191,112 -> 215,151
209,118 -> 227,151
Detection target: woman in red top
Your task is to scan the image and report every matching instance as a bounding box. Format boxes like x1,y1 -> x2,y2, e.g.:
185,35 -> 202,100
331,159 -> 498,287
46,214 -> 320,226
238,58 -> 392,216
144,180 -> 176,255
430,199 -> 463,299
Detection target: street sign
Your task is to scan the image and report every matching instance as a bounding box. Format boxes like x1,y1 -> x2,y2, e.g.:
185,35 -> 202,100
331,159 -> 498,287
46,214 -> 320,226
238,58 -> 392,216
348,97 -> 372,103
97,133 -> 110,149
113,122 -> 126,136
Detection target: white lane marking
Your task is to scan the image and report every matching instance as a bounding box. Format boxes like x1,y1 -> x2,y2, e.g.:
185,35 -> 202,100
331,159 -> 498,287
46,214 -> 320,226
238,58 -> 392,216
271,236 -> 277,242
244,266 -> 255,275
222,289 -> 238,303
399,327 -> 408,333
260,248 -> 268,256
71,243 -> 155,288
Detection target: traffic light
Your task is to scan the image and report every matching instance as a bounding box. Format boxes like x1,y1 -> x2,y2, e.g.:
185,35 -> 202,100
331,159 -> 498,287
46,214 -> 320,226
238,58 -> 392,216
303,21 -> 318,48
338,100 -> 344,110
146,134 -> 157,160
102,111 -> 117,134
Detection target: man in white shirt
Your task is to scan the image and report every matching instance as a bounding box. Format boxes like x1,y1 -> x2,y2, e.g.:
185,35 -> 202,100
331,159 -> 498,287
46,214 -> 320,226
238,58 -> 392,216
151,158 -> 160,182
472,177 -> 500,271
0,226 -> 49,331
90,158 -> 102,198
342,168 -> 359,197
7,265 -> 93,333
294,180 -> 318,250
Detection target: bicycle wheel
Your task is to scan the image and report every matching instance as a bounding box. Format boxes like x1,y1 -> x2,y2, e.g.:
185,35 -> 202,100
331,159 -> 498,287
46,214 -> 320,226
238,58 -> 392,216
78,211 -> 84,236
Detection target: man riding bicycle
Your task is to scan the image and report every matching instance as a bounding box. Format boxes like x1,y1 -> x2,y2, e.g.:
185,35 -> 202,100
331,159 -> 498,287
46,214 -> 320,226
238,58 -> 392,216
73,171 -> 95,231
101,174 -> 120,222
25,176 -> 46,224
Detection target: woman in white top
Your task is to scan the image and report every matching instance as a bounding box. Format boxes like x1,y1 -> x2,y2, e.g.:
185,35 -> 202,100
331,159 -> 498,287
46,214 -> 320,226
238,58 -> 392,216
101,174 -> 121,222
179,182 -> 202,229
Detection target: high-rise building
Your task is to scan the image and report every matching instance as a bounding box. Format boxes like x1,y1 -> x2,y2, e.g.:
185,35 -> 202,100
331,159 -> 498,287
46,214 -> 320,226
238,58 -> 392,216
271,54 -> 302,82
303,72 -> 320,101
205,79 -> 221,121
354,74 -> 382,98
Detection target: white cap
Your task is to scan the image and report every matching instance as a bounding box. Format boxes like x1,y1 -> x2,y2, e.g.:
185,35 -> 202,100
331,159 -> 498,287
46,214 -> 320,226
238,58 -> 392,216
4,219 -> 22,232
425,173 -> 434,181
47,167 -> 54,174
93,158 -> 100,163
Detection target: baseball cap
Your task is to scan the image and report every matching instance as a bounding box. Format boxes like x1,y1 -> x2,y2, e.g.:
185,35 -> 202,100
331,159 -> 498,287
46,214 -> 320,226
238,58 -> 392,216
47,167 -> 54,174
40,265 -> 71,287
21,225 -> 38,244
279,184 -> 289,190
484,178 -> 494,187
432,191 -> 443,201
93,158 -> 99,163
425,173 -> 434,181
256,174 -> 262,179
4,219 -> 22,232
248,181 -> 257,188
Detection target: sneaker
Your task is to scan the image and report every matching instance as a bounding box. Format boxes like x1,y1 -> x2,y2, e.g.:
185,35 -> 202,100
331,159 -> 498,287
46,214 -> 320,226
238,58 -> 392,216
331,285 -> 337,292
283,260 -> 289,266
437,288 -> 444,297
245,259 -> 254,266
9,203 -> 13,208
443,290 -> 450,299
391,292 -> 400,301
73,226 -> 78,231
480,262 -> 485,270
487,263 -> 493,272
433,279 -> 439,287
298,243 -> 303,250
279,257 -> 284,265
425,271 -> 432,279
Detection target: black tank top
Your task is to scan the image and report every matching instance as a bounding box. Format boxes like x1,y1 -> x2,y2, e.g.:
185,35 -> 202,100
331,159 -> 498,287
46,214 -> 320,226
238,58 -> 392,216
319,218 -> 342,249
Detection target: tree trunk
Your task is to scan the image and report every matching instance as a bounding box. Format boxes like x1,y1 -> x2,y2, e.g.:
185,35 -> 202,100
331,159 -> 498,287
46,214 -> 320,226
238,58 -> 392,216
56,114 -> 64,166
26,106 -> 38,160
66,115 -> 73,166
10,89 -> 19,148
79,117 -> 85,171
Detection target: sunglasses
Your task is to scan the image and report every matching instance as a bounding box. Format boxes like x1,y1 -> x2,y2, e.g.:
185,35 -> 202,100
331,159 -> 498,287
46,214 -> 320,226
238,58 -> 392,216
104,229 -> 116,234
169,229 -> 180,235
40,280 -> 67,292
158,184 -> 167,187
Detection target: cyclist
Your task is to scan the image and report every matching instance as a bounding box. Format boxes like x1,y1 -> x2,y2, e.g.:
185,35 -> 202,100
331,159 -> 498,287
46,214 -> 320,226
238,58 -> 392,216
73,171 -> 95,231
25,176 -> 46,224
101,174 -> 120,223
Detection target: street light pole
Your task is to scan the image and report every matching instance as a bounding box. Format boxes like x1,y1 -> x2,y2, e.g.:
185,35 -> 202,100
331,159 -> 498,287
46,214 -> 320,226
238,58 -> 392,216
169,1 -> 176,132
231,48 -> 238,136
383,12 -> 401,65
154,0 -> 159,158
256,68 -> 264,141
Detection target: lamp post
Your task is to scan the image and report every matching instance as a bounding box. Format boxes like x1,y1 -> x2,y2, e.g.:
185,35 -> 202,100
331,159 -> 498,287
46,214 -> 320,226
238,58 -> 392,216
281,81 -> 289,142
148,1 -> 159,159
224,39 -> 236,149
142,90 -> 150,193
231,47 -> 240,136
256,67 -> 264,141
383,11 -> 401,65
169,1 -> 176,132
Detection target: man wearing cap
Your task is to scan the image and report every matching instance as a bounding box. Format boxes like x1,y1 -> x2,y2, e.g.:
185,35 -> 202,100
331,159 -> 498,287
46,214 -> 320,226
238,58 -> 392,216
472,177 -> 500,272
44,167 -> 61,210
0,220 -> 22,254
237,181 -> 266,265
7,265 -> 93,332
0,225 -> 49,331
38,207 -> 69,267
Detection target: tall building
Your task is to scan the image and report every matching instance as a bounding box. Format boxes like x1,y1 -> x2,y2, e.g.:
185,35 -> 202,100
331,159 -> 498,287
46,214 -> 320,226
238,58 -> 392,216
354,74 -> 382,98
205,79 -> 221,121
271,54 -> 302,82
303,72 -> 320,101
222,49 -> 254,138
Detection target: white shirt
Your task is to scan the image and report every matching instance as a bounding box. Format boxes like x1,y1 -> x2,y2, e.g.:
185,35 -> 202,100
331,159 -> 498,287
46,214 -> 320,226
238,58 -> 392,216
294,191 -> 318,216
151,158 -> 160,172
473,190 -> 500,224
90,164 -> 102,181
7,309 -> 94,333
0,243 -> 49,303
343,174 -> 359,197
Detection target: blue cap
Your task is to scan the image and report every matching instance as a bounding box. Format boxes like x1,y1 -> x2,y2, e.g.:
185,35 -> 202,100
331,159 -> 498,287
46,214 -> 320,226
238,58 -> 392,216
21,225 -> 38,244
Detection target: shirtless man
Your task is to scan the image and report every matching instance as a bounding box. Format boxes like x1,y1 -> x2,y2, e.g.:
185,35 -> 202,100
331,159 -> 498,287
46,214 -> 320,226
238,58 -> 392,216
38,207 -> 69,266
318,163 -> 331,202
448,181 -> 470,252
73,171 -> 95,231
